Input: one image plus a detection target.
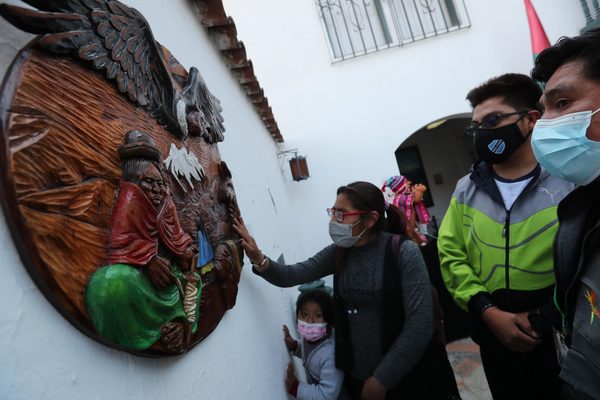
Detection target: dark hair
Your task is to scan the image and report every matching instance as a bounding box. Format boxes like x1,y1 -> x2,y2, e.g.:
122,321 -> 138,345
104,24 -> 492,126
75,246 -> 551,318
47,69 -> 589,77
532,28 -> 600,83
466,73 -> 542,111
336,181 -> 407,235
296,289 -> 334,331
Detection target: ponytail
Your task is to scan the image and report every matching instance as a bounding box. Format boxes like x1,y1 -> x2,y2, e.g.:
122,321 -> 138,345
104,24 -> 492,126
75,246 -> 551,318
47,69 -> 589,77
385,204 -> 409,235
386,203 -> 422,243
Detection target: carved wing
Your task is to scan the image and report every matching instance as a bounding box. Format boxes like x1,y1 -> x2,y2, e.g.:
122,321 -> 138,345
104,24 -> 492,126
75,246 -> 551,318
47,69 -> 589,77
183,67 -> 225,144
0,0 -> 187,137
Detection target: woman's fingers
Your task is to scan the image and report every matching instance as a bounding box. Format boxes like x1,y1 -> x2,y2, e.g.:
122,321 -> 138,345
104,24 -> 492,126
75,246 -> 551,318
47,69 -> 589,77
228,204 -> 238,217
233,218 -> 257,251
232,218 -> 249,238
231,217 -> 265,264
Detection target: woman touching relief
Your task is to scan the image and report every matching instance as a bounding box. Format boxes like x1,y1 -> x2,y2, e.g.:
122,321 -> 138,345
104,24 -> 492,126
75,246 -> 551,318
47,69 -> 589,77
233,181 -> 459,400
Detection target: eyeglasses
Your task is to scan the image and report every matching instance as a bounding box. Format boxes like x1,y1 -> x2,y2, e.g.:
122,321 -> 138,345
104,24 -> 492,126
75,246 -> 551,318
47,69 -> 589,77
327,208 -> 369,223
466,110 -> 529,136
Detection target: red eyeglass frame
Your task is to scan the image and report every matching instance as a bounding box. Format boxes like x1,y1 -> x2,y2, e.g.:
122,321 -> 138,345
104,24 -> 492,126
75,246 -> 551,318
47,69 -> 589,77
326,207 -> 369,222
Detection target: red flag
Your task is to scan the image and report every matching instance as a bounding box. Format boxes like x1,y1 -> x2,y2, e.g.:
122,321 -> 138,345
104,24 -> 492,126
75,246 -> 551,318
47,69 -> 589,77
524,0 -> 550,59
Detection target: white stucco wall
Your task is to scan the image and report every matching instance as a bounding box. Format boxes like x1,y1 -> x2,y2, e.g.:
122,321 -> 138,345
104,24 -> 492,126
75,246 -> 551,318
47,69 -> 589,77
222,0 -> 586,255
0,1 -> 305,399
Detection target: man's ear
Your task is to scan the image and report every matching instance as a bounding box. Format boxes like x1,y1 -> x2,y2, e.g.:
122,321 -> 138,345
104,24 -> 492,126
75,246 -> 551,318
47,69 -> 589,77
526,109 -> 542,128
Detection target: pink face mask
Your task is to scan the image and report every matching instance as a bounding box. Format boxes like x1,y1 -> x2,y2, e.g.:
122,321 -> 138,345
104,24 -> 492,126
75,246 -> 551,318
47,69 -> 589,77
297,320 -> 328,342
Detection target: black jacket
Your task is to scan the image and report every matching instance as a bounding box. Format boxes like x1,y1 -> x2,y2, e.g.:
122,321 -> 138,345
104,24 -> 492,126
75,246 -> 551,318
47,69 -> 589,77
554,179 -> 600,334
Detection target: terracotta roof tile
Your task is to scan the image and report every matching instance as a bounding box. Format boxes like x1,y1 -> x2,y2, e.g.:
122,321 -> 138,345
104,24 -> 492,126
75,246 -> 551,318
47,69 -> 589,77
189,0 -> 284,142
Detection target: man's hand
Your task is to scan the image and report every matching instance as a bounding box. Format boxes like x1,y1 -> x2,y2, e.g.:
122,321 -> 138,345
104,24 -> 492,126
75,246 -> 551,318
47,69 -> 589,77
361,376 -> 386,400
412,183 -> 427,203
283,325 -> 298,352
147,255 -> 174,289
482,307 -> 540,352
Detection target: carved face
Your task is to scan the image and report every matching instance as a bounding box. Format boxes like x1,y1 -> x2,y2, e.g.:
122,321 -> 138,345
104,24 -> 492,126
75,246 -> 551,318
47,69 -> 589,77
139,163 -> 165,208
218,178 -> 235,204
186,109 -> 205,137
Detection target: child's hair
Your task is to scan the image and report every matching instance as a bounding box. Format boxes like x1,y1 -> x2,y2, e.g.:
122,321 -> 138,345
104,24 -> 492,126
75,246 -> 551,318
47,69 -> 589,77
296,289 -> 334,332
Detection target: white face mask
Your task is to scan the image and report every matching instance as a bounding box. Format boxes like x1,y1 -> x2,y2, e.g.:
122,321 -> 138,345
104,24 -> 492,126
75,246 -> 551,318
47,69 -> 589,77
328,219 -> 368,248
532,108 -> 600,185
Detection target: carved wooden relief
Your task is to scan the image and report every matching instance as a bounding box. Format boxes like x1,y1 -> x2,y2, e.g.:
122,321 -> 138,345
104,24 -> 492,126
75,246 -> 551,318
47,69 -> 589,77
0,0 -> 243,356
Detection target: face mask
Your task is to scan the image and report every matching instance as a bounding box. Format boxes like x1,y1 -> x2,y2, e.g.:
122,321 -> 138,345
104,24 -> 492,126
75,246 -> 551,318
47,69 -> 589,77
297,320 -> 327,342
532,109 -> 600,185
474,123 -> 526,164
329,219 -> 368,248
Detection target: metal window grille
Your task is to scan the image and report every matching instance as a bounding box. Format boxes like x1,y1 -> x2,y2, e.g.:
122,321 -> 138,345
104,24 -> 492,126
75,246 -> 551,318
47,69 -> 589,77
580,0 -> 600,32
316,0 -> 471,61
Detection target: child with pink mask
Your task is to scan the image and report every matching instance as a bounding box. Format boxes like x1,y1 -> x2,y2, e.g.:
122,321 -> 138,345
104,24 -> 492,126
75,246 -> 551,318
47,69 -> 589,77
283,289 -> 343,399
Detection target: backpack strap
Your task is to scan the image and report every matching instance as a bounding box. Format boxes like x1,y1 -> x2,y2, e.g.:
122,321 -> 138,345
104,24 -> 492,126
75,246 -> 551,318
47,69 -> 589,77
390,233 -> 406,259
387,234 -> 447,347
382,234 -> 409,352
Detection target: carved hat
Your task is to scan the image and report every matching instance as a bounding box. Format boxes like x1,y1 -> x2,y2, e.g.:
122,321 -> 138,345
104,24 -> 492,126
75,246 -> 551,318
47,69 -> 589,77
118,130 -> 162,163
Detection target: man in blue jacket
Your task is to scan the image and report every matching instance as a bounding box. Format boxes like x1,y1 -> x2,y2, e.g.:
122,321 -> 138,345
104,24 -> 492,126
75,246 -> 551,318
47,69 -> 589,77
531,28 -> 600,400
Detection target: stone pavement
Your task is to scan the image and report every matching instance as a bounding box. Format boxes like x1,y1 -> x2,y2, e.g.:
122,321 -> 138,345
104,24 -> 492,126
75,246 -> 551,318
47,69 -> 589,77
447,338 -> 492,400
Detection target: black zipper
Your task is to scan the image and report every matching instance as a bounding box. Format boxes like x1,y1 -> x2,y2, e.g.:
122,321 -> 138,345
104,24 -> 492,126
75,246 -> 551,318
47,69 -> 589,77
479,163 -> 541,308
497,168 -> 541,308
552,206 -> 569,337
502,209 -> 511,308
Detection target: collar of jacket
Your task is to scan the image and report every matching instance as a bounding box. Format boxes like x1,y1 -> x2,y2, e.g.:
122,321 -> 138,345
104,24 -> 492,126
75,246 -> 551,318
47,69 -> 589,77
469,160 -> 543,208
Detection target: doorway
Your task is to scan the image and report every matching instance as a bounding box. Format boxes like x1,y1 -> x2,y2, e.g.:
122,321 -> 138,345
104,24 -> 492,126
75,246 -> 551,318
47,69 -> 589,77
395,113 -> 475,225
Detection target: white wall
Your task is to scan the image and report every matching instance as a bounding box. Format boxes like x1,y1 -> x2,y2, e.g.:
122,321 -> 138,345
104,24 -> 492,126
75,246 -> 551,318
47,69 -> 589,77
0,1 -> 305,399
222,0 -> 586,255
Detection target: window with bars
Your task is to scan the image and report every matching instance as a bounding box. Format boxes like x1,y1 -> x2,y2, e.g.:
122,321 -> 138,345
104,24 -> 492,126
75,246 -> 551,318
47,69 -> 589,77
316,0 -> 471,61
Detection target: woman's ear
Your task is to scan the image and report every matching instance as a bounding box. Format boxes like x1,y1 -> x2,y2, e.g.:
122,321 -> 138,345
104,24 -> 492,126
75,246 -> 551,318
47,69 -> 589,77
367,211 -> 380,228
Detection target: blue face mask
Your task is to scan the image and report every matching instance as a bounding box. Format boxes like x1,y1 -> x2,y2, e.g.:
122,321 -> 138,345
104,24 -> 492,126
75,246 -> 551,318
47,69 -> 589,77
531,109 -> 600,185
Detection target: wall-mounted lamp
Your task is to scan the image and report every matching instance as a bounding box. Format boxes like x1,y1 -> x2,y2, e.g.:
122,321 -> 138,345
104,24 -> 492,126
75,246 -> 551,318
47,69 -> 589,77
277,149 -> 310,181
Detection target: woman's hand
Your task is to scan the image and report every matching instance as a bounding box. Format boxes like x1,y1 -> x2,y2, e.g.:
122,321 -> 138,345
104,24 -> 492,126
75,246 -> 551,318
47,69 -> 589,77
361,376 -> 386,400
231,215 -> 268,270
283,325 -> 299,352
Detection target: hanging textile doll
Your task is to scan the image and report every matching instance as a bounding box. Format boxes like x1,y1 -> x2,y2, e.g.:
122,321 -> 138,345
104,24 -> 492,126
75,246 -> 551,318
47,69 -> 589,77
382,175 -> 431,244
